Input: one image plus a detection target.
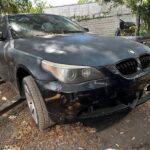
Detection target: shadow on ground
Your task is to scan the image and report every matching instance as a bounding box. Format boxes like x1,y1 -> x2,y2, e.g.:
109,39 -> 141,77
81,109 -> 131,131
1,83 -> 150,150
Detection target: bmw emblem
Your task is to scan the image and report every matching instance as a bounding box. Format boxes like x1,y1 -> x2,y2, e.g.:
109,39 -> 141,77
128,49 -> 135,54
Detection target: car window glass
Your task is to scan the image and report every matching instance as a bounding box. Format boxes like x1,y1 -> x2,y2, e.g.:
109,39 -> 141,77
0,17 -> 4,33
8,15 -> 84,38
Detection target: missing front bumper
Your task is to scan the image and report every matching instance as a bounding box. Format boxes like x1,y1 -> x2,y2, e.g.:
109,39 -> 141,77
46,92 -> 150,123
36,71 -> 150,123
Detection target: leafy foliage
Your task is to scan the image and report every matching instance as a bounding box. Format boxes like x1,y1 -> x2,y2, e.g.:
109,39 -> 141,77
103,0 -> 150,32
78,0 -> 150,33
78,0 -> 95,4
0,0 -> 47,14
0,0 -> 18,14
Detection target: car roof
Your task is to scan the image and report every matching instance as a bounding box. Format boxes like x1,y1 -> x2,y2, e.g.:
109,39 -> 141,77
7,13 -> 63,18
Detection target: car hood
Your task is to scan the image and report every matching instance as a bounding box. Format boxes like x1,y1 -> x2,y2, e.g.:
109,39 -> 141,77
14,33 -> 150,66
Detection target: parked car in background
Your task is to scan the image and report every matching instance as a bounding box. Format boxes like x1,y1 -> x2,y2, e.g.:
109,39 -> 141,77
115,19 -> 150,47
115,19 -> 136,36
1,14 -> 150,130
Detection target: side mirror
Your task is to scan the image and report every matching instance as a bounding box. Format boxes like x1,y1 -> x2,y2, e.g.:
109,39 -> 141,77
0,31 -> 2,39
0,31 -> 6,41
84,27 -> 89,32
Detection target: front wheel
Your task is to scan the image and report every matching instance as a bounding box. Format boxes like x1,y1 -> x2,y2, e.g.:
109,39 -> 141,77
23,76 -> 54,130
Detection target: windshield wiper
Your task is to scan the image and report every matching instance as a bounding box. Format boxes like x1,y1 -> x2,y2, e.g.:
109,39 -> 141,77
63,30 -> 84,34
34,31 -> 84,36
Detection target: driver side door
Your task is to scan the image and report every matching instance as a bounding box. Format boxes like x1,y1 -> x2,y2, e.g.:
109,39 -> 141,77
0,16 -> 10,80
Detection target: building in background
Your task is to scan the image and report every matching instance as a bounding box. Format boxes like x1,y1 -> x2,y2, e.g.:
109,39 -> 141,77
43,2 -> 136,36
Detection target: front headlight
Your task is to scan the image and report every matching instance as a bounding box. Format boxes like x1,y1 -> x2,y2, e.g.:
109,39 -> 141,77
42,60 -> 104,83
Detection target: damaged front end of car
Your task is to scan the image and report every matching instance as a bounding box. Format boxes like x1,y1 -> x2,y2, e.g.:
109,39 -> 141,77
37,54 -> 150,123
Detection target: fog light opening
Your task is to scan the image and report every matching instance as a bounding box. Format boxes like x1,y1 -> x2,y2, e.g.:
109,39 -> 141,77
147,85 -> 150,91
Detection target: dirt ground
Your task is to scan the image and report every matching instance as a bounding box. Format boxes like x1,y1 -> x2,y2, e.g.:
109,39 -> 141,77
1,83 -> 150,150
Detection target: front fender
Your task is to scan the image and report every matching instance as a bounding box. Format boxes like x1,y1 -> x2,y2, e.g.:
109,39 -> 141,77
11,48 -> 55,81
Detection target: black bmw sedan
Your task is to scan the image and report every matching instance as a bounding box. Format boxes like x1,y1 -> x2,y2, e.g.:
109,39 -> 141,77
0,14 -> 150,130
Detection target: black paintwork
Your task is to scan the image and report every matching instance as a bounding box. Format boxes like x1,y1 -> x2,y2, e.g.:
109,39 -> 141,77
1,14 -> 150,121
14,34 -> 150,67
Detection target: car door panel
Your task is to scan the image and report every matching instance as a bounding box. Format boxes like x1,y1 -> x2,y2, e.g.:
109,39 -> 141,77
0,17 -> 10,79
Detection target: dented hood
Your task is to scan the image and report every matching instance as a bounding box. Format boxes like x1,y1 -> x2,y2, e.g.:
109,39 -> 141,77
14,33 -> 150,66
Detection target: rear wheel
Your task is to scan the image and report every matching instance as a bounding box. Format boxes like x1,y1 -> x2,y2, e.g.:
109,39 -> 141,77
23,75 -> 54,130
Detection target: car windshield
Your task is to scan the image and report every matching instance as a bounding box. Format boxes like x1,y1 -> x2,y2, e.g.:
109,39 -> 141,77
8,14 -> 84,38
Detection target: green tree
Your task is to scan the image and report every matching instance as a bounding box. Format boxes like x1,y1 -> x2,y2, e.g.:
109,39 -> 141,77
16,0 -> 33,13
0,0 -> 18,14
103,0 -> 150,33
78,0 -> 150,33
0,0 -> 47,14
34,0 -> 47,13
78,0 -> 94,4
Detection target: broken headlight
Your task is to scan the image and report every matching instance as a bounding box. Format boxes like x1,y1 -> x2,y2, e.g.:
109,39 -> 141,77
42,60 -> 104,84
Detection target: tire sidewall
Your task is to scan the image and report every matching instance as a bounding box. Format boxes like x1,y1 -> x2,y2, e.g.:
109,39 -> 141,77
23,80 -> 40,127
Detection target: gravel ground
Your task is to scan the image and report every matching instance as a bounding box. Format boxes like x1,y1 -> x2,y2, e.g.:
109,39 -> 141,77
0,83 -> 150,150
0,83 -> 17,106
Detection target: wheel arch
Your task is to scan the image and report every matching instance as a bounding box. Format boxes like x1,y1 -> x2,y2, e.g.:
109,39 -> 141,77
16,65 -> 33,96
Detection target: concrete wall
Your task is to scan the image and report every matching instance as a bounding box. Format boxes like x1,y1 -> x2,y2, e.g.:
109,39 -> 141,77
44,3 -> 101,17
78,15 -> 136,36
43,2 -> 136,36
43,2 -> 131,18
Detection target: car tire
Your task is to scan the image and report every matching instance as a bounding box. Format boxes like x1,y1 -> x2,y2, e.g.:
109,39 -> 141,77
23,75 -> 54,130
